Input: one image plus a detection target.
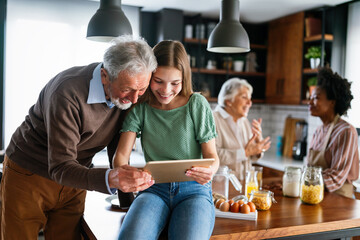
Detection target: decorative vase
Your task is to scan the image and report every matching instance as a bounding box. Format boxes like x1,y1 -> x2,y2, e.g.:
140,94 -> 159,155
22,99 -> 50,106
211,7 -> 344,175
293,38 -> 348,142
310,58 -> 320,69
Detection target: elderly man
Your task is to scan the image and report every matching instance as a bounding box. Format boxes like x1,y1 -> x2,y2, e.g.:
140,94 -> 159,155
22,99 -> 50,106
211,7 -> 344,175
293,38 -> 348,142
0,35 -> 157,239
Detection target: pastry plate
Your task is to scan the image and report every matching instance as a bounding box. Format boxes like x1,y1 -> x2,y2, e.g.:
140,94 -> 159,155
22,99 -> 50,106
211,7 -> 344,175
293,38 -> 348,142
215,208 -> 257,221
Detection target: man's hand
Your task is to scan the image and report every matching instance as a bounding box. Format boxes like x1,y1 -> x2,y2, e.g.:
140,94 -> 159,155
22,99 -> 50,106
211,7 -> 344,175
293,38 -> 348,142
108,165 -> 154,192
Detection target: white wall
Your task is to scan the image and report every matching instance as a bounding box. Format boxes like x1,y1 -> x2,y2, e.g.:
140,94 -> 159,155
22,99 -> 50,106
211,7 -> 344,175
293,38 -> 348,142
344,1 -> 360,128
5,0 -> 140,147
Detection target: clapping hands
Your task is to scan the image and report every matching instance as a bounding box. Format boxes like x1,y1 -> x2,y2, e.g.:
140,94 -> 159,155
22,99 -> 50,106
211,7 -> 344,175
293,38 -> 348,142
246,118 -> 271,157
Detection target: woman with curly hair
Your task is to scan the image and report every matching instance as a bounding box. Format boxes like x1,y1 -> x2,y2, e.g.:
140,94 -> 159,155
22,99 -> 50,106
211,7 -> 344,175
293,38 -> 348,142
307,67 -> 359,198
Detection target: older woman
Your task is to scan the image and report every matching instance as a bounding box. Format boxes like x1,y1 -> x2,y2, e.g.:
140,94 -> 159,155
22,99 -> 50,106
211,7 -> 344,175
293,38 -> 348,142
213,78 -> 271,180
307,67 -> 359,198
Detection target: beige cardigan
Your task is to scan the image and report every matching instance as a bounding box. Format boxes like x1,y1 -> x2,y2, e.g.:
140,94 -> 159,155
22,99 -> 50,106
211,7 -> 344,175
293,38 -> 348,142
213,107 -> 262,180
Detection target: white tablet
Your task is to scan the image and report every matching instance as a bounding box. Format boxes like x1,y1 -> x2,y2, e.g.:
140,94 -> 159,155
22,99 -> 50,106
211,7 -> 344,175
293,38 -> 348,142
143,158 -> 215,183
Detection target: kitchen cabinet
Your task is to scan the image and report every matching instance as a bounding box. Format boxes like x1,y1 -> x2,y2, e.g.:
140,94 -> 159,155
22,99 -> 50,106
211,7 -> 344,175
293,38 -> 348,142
183,15 -> 268,103
265,8 -> 335,105
265,12 -> 304,105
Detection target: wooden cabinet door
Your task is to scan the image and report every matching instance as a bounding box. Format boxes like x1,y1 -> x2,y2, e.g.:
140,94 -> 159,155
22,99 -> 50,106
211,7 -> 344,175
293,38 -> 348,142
266,12 -> 304,104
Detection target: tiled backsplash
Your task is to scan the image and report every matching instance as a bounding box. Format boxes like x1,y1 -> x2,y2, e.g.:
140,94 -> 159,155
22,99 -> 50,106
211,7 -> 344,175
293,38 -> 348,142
210,103 -> 322,156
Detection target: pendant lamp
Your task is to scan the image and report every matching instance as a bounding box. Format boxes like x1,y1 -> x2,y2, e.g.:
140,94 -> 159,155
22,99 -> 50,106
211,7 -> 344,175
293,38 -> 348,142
87,0 -> 132,42
207,0 -> 250,53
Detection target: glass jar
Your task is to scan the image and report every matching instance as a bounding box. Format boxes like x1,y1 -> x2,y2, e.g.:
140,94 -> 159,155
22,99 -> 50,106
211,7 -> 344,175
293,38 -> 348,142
222,57 -> 233,70
212,165 -> 242,200
245,170 -> 259,198
300,166 -> 324,204
248,190 -> 276,210
282,166 -> 302,197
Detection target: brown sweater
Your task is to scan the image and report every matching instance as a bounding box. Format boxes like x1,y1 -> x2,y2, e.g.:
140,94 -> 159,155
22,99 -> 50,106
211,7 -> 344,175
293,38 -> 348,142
6,63 -> 124,193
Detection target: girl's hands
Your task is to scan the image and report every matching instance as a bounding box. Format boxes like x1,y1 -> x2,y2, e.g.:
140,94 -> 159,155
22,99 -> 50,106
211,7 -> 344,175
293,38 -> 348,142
185,166 -> 214,185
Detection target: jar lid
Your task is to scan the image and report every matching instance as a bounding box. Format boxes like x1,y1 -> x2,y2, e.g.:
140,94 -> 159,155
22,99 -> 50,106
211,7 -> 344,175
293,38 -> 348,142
285,166 -> 302,171
249,190 -> 272,196
285,166 -> 302,174
305,166 -> 322,171
250,190 -> 277,203
232,194 -> 248,203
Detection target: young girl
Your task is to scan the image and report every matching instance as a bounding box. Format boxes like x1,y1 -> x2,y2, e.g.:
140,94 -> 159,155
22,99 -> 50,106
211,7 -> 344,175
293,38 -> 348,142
114,40 -> 219,240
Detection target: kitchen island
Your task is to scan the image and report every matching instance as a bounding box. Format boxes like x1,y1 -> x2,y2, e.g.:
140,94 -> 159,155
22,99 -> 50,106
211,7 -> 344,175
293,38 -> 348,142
82,179 -> 360,240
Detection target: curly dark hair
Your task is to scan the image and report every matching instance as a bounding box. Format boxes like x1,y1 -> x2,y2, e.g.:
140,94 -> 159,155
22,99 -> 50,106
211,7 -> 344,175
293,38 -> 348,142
317,67 -> 353,116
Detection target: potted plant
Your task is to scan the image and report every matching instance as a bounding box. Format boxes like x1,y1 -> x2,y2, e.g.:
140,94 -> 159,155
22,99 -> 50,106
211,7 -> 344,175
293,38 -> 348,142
307,76 -> 317,97
304,46 -> 325,69
232,55 -> 245,72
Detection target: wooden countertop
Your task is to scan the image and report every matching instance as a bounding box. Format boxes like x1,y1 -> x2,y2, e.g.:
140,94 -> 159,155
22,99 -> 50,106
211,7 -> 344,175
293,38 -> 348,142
211,188 -> 360,239
83,179 -> 360,240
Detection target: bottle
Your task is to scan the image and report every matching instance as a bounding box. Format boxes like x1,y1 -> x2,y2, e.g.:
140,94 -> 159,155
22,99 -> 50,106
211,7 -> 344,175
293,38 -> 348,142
300,166 -> 324,204
212,165 -> 242,200
282,166 -> 302,197
276,135 -> 283,156
245,170 -> 259,198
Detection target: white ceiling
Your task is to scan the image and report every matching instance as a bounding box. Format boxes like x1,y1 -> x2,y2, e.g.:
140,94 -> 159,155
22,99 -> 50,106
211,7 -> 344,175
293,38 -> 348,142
121,0 -> 352,23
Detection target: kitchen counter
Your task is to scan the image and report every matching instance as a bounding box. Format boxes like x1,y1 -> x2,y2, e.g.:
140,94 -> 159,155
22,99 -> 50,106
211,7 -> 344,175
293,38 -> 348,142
82,179 -> 360,240
256,151 -> 305,172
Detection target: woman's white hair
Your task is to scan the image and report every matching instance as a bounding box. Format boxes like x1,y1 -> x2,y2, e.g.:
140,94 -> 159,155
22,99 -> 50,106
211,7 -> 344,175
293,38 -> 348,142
217,78 -> 253,107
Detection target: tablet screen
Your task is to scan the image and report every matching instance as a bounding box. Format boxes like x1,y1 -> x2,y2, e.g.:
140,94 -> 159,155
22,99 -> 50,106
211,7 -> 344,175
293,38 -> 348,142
143,158 -> 215,183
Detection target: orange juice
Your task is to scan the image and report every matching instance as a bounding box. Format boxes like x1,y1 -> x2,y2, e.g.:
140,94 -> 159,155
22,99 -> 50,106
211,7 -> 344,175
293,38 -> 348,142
246,183 -> 259,198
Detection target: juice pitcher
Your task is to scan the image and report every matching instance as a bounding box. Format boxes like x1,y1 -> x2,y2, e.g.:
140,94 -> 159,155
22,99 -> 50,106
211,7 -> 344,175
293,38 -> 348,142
245,169 -> 259,198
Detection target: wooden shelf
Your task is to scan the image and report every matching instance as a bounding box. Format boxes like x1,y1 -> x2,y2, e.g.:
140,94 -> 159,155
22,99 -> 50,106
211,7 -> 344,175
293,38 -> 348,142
192,68 -> 265,77
250,44 -> 267,50
206,97 -> 265,103
206,97 -> 218,103
301,99 -> 310,105
304,34 -> 333,42
303,68 -> 318,74
184,38 -> 208,44
184,38 -> 267,49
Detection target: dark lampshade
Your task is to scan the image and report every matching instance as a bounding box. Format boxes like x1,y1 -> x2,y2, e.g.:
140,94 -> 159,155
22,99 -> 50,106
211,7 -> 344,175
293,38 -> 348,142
207,0 -> 250,53
86,0 -> 132,42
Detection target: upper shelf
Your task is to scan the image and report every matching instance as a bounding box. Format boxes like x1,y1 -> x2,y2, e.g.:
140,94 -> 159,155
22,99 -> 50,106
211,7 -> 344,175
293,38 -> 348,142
184,38 -> 267,50
304,34 -> 333,42
206,97 -> 265,104
303,68 -> 318,74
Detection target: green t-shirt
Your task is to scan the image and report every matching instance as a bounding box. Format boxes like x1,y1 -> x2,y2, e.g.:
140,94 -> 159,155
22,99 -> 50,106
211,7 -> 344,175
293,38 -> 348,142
121,93 -> 217,162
